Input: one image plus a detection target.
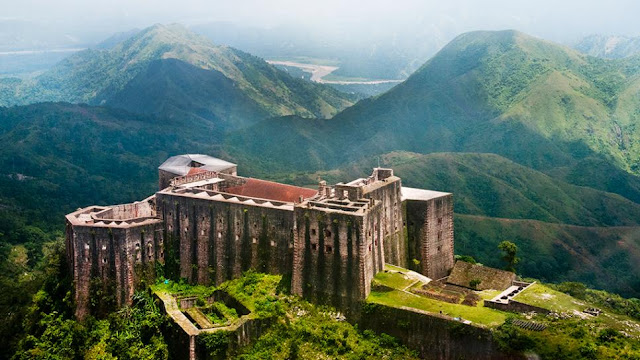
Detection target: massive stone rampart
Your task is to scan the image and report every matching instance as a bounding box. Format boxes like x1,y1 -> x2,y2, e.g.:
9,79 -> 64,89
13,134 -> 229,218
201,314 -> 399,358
66,160 -> 455,319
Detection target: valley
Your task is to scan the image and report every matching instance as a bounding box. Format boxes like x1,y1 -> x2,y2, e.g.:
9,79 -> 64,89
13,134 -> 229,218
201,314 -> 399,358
267,59 -> 404,85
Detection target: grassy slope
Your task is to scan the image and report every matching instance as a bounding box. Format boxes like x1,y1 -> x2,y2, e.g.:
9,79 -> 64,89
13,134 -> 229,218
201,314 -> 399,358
154,273 -> 420,359
370,266 -> 640,359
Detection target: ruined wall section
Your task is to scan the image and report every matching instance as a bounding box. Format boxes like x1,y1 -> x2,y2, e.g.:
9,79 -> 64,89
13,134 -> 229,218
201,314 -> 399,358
404,194 -> 454,280
156,192 -> 294,286
66,214 -> 164,319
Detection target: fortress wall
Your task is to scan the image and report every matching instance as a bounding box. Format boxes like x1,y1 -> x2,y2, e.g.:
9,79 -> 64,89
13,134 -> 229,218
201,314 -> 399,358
354,303 -> 522,360
361,177 -> 406,268
67,221 -> 163,319
159,169 -> 176,190
362,204 -> 385,299
292,208 -> 368,308
292,203 -> 387,309
108,201 -> 155,220
157,193 -> 294,286
404,194 -> 454,279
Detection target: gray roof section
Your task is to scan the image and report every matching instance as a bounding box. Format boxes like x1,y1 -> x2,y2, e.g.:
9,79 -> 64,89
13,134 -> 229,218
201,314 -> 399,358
402,187 -> 450,201
158,154 -> 236,176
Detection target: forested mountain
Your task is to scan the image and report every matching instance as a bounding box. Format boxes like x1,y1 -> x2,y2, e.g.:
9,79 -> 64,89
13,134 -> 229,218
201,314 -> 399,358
0,24 -> 355,131
0,102 -> 220,230
228,30 -> 640,196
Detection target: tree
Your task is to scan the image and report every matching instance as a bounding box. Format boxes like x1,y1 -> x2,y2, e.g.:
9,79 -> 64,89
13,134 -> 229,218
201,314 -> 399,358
498,241 -> 519,272
469,279 -> 482,289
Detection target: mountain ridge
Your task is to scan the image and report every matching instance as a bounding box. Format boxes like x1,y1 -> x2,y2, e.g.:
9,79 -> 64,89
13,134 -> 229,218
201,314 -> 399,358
0,24 -> 355,130
227,29 -> 640,202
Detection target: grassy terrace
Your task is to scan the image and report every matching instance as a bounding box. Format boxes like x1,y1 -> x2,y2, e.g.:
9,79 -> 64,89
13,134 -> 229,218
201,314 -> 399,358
515,283 -> 585,313
369,264 -> 508,327
368,289 -> 507,327
515,283 -> 640,338
369,264 -> 640,358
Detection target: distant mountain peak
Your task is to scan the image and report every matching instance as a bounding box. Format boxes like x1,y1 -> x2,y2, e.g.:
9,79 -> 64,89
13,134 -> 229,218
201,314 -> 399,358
574,33 -> 640,59
1,23 -> 355,128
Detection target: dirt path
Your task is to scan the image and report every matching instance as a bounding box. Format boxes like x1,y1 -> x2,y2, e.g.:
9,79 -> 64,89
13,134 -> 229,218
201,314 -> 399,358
266,60 -> 403,85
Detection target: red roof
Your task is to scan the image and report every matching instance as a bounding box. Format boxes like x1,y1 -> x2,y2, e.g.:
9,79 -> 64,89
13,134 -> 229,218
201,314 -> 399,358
187,167 -> 207,175
223,178 -> 317,203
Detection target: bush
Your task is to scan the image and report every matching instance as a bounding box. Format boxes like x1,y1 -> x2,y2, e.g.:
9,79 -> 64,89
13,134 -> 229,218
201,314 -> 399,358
579,343 -> 598,359
597,328 -> 620,343
455,255 -> 477,264
197,331 -> 231,358
469,279 -> 481,289
570,327 -> 587,339
493,321 -> 536,352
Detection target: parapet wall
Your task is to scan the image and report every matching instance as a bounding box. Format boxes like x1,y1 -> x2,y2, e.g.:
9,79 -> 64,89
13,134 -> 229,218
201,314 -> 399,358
93,198 -> 156,220
157,191 -> 295,285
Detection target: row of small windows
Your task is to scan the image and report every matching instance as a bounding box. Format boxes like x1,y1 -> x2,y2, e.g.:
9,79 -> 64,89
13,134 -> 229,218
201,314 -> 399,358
310,243 -> 334,254
310,228 -> 332,238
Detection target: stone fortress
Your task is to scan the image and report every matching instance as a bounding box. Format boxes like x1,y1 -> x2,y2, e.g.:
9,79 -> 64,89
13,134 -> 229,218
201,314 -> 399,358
66,154 -> 454,319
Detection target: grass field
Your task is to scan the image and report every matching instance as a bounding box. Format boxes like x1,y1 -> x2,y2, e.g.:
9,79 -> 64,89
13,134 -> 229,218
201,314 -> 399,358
368,289 -> 508,327
369,265 -> 508,327
515,283 -> 586,312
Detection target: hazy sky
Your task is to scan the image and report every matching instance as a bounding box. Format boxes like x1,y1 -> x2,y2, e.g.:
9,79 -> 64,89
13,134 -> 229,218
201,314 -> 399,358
4,0 -> 640,43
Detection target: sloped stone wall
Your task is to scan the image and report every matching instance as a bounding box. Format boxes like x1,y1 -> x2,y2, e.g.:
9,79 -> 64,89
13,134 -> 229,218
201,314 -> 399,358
354,303 -> 523,360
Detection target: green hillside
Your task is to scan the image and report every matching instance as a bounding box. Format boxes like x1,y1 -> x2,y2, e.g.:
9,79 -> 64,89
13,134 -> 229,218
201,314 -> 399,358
456,215 -> 640,298
297,152 -> 640,227
227,30 -> 640,201
0,24 -> 354,129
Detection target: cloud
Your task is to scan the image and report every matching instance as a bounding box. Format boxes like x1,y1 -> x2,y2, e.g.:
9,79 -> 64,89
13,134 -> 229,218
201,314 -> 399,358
3,0 -> 640,41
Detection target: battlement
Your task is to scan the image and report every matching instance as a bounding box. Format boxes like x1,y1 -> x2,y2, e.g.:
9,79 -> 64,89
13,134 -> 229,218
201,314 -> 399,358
170,170 -> 219,187
66,196 -> 161,228
159,187 -> 295,210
